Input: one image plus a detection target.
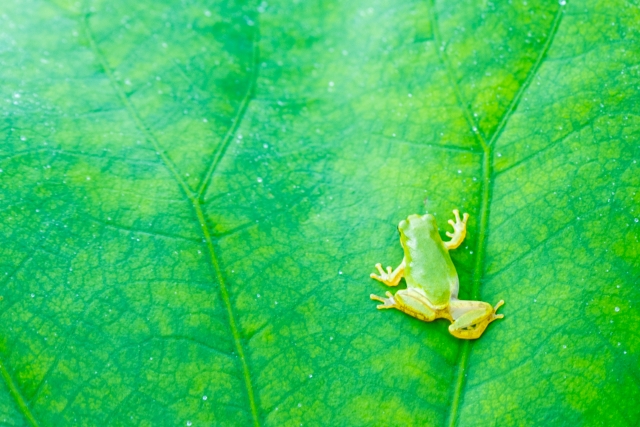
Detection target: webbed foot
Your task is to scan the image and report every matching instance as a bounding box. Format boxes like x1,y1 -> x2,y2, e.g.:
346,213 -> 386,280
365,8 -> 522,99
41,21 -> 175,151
370,260 -> 405,286
444,209 -> 469,250
370,291 -> 397,309
448,299 -> 505,339
492,300 -> 505,320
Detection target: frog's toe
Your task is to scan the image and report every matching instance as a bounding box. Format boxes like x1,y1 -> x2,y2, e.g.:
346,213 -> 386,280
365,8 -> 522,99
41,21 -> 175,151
370,292 -> 396,309
450,209 -> 469,227
371,263 -> 395,282
370,293 -> 386,303
374,263 -> 386,275
491,300 -> 505,320
370,264 -> 385,281
370,272 -> 387,282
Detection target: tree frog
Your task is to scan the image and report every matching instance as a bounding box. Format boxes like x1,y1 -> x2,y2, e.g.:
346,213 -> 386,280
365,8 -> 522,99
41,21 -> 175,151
370,210 -> 504,339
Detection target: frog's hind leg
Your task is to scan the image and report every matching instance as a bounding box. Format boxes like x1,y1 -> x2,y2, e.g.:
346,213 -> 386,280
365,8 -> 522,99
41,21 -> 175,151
370,288 -> 437,322
448,299 -> 504,339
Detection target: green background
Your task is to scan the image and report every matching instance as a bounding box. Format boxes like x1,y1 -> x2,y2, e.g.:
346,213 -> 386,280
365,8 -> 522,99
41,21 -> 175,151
1,0 -> 639,425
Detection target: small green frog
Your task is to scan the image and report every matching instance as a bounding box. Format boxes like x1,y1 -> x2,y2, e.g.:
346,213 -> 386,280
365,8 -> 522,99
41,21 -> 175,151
370,210 -> 504,339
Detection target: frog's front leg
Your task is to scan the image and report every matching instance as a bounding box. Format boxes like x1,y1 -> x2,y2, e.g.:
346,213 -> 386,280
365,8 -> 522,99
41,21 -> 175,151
370,259 -> 406,287
448,299 -> 504,339
370,288 -> 437,322
444,209 -> 469,250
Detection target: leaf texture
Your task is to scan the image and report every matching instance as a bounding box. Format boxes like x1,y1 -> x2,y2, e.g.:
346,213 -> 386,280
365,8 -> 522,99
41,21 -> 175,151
0,0 -> 638,426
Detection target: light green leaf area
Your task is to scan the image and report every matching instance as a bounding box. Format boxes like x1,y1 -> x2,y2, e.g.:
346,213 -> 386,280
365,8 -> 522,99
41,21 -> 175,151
0,0 -> 638,425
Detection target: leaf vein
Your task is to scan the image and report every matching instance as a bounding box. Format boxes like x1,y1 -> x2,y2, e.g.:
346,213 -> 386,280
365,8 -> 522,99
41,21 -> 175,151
197,26 -> 261,200
428,2 -> 488,151
82,14 -> 261,426
487,6 -> 566,148
0,359 -> 40,427
431,2 -> 567,426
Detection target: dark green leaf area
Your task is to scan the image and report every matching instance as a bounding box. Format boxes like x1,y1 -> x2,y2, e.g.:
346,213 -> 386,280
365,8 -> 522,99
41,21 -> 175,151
0,0 -> 638,426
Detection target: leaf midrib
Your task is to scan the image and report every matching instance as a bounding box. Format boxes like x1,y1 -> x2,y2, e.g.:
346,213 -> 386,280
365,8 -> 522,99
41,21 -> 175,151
427,1 -> 566,426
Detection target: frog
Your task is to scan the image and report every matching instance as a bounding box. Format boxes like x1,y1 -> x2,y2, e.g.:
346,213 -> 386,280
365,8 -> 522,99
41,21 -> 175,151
370,209 -> 504,339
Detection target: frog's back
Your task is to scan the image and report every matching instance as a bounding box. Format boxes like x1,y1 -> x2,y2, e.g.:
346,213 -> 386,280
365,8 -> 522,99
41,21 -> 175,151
399,214 -> 458,308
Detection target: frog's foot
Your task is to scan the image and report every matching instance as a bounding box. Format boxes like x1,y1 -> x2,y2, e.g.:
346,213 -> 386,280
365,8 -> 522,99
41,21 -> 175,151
449,321 -> 489,340
369,260 -> 405,287
448,300 -> 504,340
492,300 -> 505,320
444,209 -> 469,250
370,291 -> 397,309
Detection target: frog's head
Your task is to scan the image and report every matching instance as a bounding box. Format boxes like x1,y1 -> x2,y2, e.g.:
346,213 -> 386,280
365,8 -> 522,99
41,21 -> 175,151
398,213 -> 438,239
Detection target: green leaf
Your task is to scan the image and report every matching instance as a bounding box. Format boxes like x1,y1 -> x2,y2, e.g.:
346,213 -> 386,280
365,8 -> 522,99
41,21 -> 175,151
0,0 -> 638,425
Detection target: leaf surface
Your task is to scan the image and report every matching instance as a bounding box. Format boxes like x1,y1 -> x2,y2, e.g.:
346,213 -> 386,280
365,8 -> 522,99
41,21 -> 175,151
0,0 -> 639,426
